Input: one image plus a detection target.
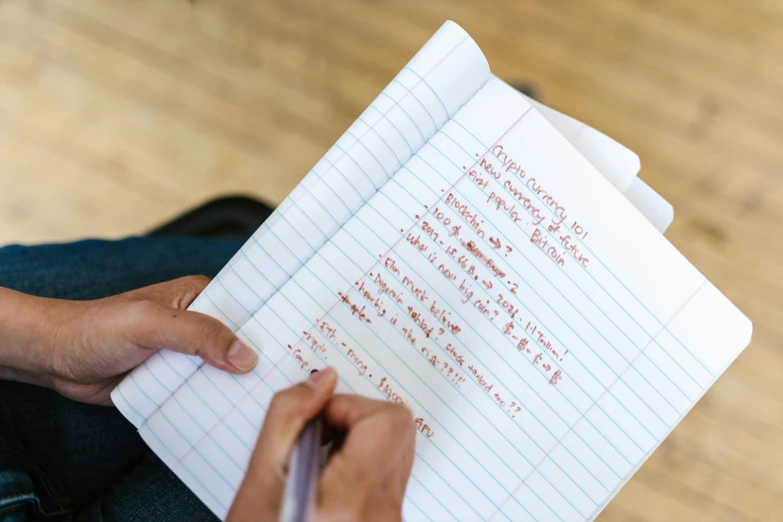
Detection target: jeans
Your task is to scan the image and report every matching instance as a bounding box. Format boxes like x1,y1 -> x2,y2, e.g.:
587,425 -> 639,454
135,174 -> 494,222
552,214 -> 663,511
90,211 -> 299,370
0,237 -> 244,522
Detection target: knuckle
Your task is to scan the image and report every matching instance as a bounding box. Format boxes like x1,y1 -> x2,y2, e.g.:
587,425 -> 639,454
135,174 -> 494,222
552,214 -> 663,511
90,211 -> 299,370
171,276 -> 210,308
127,299 -> 159,319
196,317 -> 227,345
179,275 -> 211,289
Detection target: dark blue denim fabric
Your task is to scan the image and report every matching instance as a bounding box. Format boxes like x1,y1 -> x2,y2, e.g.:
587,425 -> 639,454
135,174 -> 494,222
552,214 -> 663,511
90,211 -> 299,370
0,237 -> 243,522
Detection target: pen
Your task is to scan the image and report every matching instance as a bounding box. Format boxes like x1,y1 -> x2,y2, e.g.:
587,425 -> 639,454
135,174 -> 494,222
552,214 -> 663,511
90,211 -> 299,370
280,371 -> 324,522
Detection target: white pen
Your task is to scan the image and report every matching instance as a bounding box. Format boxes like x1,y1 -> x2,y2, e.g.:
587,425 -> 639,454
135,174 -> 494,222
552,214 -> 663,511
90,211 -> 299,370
279,371 -> 324,522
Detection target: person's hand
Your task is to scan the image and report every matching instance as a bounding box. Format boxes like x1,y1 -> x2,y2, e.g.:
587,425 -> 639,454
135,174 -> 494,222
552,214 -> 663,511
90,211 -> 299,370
0,276 -> 258,405
228,368 -> 416,522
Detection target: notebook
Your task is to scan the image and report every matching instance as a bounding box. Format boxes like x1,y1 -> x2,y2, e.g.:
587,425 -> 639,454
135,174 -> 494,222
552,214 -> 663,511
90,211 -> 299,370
111,21 -> 750,521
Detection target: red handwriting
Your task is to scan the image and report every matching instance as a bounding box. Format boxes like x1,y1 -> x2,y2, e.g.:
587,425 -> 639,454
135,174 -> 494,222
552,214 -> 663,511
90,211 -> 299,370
468,168 -> 491,189
530,227 -> 566,268
526,177 -> 568,226
438,263 -> 458,282
503,320 -> 566,386
401,207 -> 566,390
467,359 -> 527,419
442,194 -> 486,238
570,220 -> 589,241
489,236 -> 514,257
372,270 -> 404,305
421,345 -> 465,388
401,326 -> 417,346
467,364 -> 493,392
407,304 -> 436,338
443,342 -> 465,366
484,148 -> 525,179
346,348 -> 368,376
455,255 -> 478,278
318,320 -> 337,342
486,191 -> 522,224
474,297 -> 501,321
338,292 -> 372,324
461,240 -> 506,278
559,233 -> 590,268
429,300 -> 461,335
494,145 -> 593,247
384,256 -> 401,276
506,401 -> 522,418
406,232 -> 428,253
414,417 -> 435,438
355,280 -> 387,317
286,344 -> 311,371
478,158 -> 502,180
458,278 -> 474,304
493,145 -> 572,228
526,322 -> 568,361
420,220 -> 439,243
301,330 -> 327,356
503,178 -> 546,226
496,293 -> 520,320
402,275 -> 430,303
377,376 -> 408,406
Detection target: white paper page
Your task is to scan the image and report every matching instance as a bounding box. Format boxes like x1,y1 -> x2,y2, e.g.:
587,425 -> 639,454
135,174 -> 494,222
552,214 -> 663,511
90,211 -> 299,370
515,89 -> 674,233
624,178 -> 674,233
138,78 -> 750,520
519,92 -> 640,195
112,20 -> 492,427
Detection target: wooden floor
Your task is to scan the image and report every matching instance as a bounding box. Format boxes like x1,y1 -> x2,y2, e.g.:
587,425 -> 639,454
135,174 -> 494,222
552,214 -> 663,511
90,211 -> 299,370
1,0 -> 781,519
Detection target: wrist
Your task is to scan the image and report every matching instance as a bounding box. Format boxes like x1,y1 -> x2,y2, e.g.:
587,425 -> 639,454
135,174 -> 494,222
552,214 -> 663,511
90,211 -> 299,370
0,287 -> 74,379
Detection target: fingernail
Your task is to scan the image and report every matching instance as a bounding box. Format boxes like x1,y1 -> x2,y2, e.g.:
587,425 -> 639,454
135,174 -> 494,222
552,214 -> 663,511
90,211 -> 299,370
227,341 -> 258,371
307,367 -> 334,388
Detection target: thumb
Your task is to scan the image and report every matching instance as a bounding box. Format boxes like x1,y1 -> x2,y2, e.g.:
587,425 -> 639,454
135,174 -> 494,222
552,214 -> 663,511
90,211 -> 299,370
123,300 -> 259,373
228,368 -> 338,522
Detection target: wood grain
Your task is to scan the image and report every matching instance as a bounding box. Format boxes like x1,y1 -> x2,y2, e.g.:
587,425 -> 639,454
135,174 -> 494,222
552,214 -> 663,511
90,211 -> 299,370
0,0 -> 779,519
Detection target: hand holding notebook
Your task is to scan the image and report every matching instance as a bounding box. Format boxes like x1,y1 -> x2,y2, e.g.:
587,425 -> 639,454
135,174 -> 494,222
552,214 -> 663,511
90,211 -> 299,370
112,21 -> 751,521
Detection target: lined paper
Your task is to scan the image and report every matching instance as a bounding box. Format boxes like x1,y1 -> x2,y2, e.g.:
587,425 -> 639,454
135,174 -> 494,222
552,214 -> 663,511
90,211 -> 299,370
133,76 -> 750,521
112,20 -> 492,427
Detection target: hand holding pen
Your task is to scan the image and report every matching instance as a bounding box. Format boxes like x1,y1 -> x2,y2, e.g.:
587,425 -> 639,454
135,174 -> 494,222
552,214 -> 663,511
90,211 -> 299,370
227,368 -> 416,522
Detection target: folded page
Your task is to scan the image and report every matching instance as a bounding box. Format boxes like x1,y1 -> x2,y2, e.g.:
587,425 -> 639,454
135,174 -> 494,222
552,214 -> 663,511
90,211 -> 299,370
518,91 -> 640,194
515,91 -> 674,232
624,178 -> 674,233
